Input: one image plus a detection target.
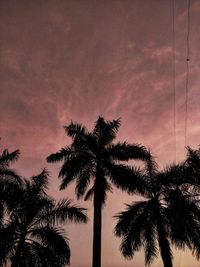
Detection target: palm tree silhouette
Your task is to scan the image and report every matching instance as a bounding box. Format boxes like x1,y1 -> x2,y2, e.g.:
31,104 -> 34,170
115,154 -> 200,267
0,149 -> 21,225
0,169 -> 87,267
47,116 -> 150,267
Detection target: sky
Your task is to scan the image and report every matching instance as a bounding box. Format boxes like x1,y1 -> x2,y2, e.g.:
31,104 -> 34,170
0,0 -> 200,266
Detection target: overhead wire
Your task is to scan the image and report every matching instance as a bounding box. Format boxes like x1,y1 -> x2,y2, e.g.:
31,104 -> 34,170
185,0 -> 191,147
177,1 -> 191,267
172,2 -> 182,265
172,0 -> 177,163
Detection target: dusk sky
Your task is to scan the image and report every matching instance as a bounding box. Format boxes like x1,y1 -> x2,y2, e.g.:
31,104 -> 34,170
1,0 -> 200,266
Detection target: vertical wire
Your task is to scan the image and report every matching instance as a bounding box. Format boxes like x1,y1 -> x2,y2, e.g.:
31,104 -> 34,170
185,0 -> 191,147
178,2 -> 191,267
172,0 -> 177,163
172,2 -> 181,265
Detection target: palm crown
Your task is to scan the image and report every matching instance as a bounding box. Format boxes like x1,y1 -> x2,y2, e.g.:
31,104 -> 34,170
115,155 -> 200,267
0,169 -> 87,267
47,117 -> 150,204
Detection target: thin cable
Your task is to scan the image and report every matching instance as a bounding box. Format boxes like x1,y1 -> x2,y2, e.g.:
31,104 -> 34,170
172,2 -> 181,265
185,0 -> 191,147
172,0 -> 177,163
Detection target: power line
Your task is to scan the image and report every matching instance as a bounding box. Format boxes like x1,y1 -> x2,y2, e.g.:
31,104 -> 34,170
172,3 -> 181,267
172,0 -> 177,163
185,0 -> 191,147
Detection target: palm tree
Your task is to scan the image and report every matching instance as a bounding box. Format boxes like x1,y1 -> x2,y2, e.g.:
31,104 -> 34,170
0,169 -> 87,267
47,116 -> 150,267
0,148 -> 21,225
114,155 -> 200,267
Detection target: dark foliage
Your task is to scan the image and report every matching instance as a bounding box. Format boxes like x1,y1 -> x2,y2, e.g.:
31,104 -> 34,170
0,168 -> 87,267
47,116 -> 150,267
115,154 -> 200,267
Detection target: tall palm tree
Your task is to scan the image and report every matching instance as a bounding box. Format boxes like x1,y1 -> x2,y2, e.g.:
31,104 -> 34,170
0,149 -> 21,225
47,116 -> 150,267
0,169 -> 87,267
114,155 -> 200,267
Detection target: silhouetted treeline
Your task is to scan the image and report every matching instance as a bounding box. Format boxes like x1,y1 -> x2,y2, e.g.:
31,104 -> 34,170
1,117 -> 200,267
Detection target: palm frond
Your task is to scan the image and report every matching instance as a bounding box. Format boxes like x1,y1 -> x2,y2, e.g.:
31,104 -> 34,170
31,169 -> 49,191
105,142 -> 150,161
75,167 -> 92,199
186,147 -> 200,186
46,146 -> 72,163
0,149 -> 20,166
24,198 -> 53,229
0,222 -> 18,265
144,154 -> 159,190
93,117 -> 121,146
0,169 -> 21,184
144,211 -> 158,266
118,204 -> 148,259
30,226 -> 70,266
64,121 -> 87,139
164,188 -> 200,251
105,161 -> 145,194
59,152 -> 93,190
65,122 -> 98,155
30,241 -> 66,266
114,201 -> 148,237
158,162 -> 191,187
36,199 -> 88,225
186,147 -> 200,169
84,186 -> 94,201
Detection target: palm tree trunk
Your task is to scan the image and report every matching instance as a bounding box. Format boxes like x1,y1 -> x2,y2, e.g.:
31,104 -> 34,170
157,217 -> 173,267
11,233 -> 25,267
158,231 -> 173,267
92,164 -> 102,267
92,187 -> 102,267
